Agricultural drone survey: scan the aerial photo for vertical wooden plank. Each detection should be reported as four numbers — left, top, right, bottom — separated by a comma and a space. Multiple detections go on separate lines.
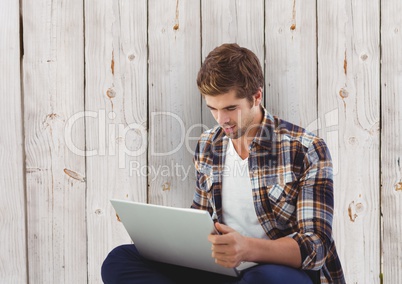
22, 0, 87, 283
317, 0, 380, 282
0, 1, 28, 283
148, 0, 201, 207
265, 0, 317, 128
201, 0, 264, 129
85, 0, 148, 282
381, 0, 402, 282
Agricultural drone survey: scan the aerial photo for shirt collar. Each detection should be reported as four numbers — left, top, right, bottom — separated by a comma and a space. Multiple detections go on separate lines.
251, 105, 275, 150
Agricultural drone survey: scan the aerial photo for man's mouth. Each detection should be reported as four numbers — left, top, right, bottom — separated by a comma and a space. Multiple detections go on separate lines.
223, 125, 236, 134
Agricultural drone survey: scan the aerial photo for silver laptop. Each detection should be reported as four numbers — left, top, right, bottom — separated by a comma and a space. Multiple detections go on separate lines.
110, 199, 257, 277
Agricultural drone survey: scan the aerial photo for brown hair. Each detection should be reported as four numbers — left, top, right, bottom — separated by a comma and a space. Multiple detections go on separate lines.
196, 43, 264, 102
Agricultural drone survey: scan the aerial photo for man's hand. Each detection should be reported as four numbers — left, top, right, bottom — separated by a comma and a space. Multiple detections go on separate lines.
207, 222, 249, 268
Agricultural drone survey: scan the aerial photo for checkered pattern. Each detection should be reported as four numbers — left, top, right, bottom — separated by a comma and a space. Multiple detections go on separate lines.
191, 106, 345, 283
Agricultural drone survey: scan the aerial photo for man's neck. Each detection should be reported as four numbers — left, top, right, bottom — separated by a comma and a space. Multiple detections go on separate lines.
231, 138, 251, 160
231, 106, 264, 159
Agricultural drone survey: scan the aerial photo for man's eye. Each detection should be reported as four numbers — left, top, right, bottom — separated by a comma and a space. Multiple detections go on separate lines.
227, 107, 236, 111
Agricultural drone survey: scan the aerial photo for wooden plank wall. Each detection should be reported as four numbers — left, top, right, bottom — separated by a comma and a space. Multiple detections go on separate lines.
85, 1, 148, 282
1, 0, 401, 283
148, 0, 201, 206
318, 1, 381, 282
381, 0, 402, 283
21, 0, 87, 283
0, 1, 28, 283
265, 0, 317, 130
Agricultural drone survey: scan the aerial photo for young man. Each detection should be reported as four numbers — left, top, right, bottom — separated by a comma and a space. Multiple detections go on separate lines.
101, 43, 345, 283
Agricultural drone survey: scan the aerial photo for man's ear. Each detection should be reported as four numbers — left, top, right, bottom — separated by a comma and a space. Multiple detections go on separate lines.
253, 88, 263, 106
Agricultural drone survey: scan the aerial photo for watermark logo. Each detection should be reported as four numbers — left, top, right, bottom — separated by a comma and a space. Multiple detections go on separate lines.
64, 108, 340, 177
64, 109, 209, 169
129, 160, 192, 182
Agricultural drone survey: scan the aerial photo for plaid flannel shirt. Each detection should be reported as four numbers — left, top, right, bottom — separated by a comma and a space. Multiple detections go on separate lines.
191, 107, 345, 283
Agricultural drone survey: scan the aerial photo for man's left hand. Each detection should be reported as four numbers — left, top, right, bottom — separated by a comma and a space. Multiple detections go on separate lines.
208, 222, 249, 268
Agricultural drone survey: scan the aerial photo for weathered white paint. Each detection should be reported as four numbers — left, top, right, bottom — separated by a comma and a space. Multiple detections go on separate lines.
265, 0, 317, 129
2, 1, 401, 283
85, 0, 148, 282
0, 1, 27, 283
381, 0, 402, 283
201, 0, 265, 129
21, 0, 87, 283
148, 0, 201, 207
317, 0, 381, 282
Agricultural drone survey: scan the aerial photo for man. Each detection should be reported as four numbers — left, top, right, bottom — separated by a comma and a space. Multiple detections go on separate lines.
101, 43, 345, 283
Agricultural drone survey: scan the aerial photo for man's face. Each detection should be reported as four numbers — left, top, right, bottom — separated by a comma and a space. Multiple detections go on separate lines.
204, 89, 262, 140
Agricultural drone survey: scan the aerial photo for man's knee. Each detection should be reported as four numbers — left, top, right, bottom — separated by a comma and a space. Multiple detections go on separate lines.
101, 244, 139, 283
241, 264, 313, 284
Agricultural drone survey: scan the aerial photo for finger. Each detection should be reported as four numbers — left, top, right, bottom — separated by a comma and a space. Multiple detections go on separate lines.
212, 251, 228, 264
208, 234, 225, 244
211, 246, 240, 268
213, 256, 238, 268
211, 249, 226, 259
209, 234, 231, 245
215, 222, 235, 234
211, 243, 231, 254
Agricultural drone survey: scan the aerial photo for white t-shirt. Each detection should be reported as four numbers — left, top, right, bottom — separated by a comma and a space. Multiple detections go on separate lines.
221, 139, 268, 239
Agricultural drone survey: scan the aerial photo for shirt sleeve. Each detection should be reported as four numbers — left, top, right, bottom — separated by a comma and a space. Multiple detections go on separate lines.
292, 137, 335, 271
190, 168, 212, 212
190, 139, 213, 214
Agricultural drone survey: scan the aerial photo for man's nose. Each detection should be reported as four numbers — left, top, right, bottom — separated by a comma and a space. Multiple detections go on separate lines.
216, 110, 230, 125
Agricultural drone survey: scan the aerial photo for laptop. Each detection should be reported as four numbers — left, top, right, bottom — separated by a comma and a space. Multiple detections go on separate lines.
110, 199, 258, 277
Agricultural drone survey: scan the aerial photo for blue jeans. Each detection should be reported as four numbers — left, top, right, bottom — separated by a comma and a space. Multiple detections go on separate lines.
101, 244, 315, 284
